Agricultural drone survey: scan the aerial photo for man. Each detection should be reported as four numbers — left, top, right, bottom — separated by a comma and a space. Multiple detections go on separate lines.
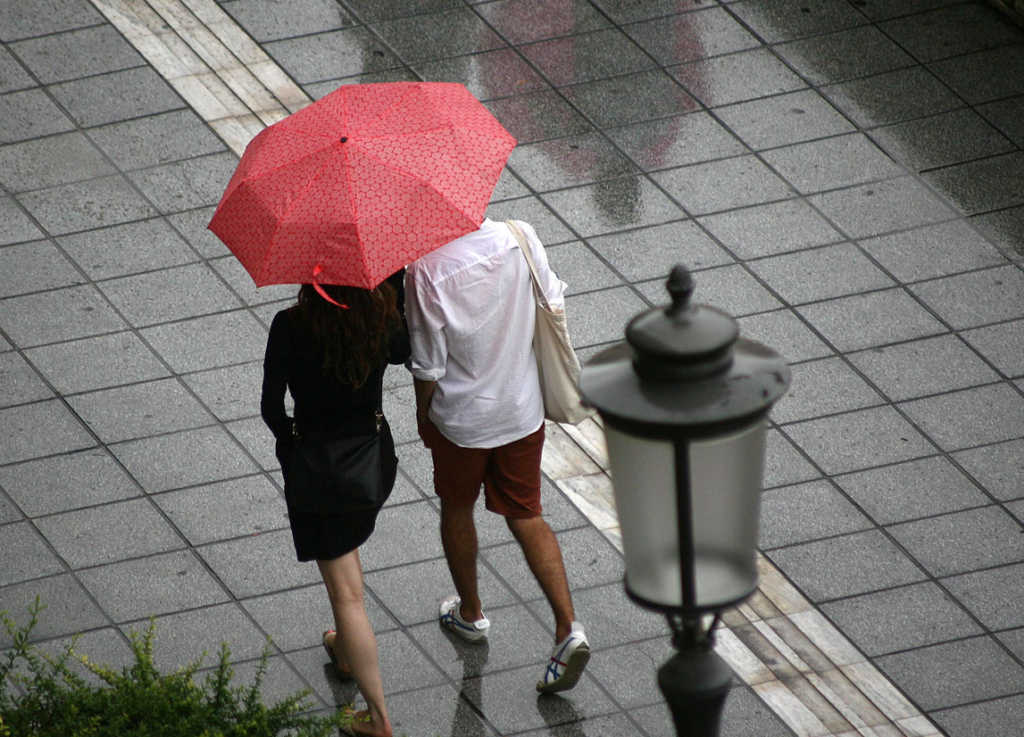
405, 218, 590, 694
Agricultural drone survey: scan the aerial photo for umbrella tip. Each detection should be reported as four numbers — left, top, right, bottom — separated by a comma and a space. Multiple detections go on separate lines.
340, 136, 348, 143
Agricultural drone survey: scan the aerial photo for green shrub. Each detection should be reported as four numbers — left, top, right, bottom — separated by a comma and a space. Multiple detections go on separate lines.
0, 599, 353, 737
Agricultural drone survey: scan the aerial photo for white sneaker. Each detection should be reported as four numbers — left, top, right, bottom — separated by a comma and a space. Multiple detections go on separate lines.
536, 622, 590, 693
439, 595, 490, 643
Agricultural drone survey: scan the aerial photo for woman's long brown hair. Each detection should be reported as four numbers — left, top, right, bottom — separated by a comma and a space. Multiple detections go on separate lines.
289, 281, 402, 389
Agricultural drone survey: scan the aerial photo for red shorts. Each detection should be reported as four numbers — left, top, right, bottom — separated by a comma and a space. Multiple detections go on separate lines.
424, 422, 545, 519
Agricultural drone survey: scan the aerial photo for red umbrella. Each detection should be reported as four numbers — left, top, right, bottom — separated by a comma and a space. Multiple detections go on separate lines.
208, 82, 516, 290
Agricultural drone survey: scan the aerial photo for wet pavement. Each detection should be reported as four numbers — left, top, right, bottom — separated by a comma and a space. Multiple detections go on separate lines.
2, 0, 1024, 735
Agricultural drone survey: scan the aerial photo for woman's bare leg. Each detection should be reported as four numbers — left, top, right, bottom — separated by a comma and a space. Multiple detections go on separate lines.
318, 550, 392, 737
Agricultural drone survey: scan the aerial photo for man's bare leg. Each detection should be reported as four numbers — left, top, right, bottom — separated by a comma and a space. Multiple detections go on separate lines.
507, 515, 575, 642
439, 501, 484, 622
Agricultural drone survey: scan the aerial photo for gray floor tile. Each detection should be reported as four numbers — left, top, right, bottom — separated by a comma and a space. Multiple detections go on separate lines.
606, 111, 747, 172
781, 405, 935, 475
263, 27, 401, 85
928, 44, 1024, 105
944, 562, 1024, 631
48, 67, 186, 128
875, 636, 1024, 711
749, 243, 896, 306
462, 661, 617, 733
476, 0, 610, 45
952, 438, 1024, 503
795, 288, 947, 352
491, 168, 531, 203
25, 331, 170, 395
197, 528, 321, 598
762, 427, 823, 489
653, 155, 793, 217
208, 256, 302, 307
585, 636, 673, 709
963, 318, 1024, 379
999, 627, 1024, 661
90, 109, 227, 170
35, 497, 185, 569
100, 263, 242, 327
415, 47, 550, 101
765, 529, 926, 602
545, 242, 623, 295
640, 262, 782, 317
0, 521, 66, 586
127, 152, 238, 214
508, 133, 639, 193
140, 310, 266, 372
821, 581, 982, 656
625, 7, 760, 65
0, 51, 32, 94
729, 0, 868, 44
900, 383, 1024, 451
822, 66, 964, 129
873, 108, 1016, 172
924, 151, 1024, 216
485, 89, 596, 144
58, 217, 199, 280
181, 362, 262, 422
0, 131, 115, 193
848, 333, 1002, 402
9, 25, 143, 84
971, 204, 1024, 260
521, 28, 655, 87
487, 197, 577, 245
543, 176, 685, 238
153, 476, 288, 545
36, 627, 135, 685
810, 177, 957, 240
0, 0, 104, 42
561, 69, 700, 129
17, 175, 158, 235
0, 399, 95, 465
371, 8, 506, 65
700, 199, 842, 260
121, 601, 268, 670
166, 206, 231, 259
932, 694, 1024, 737
0, 448, 138, 517
112, 425, 261, 493
589, 0, 704, 24
588, 220, 732, 282
0, 573, 108, 646
0, 490, 21, 524
221, 0, 357, 42
0, 284, 128, 347
890, 505, 1024, 578
775, 24, 916, 85
0, 196, 44, 244
834, 455, 989, 525
672, 52, 802, 115
881, 3, 1022, 63
772, 356, 886, 424
857, 220, 1009, 283
716, 89, 856, 151
555, 582, 668, 648
0, 88, 76, 144
226, 416, 279, 473
518, 711, 645, 736
978, 94, 1024, 148
760, 478, 873, 548
383, 683, 498, 737
67, 378, 212, 444
0, 351, 52, 407
359, 500, 446, 572
219, 653, 312, 704
762, 132, 903, 195
372, 628, 450, 695
564, 286, 651, 346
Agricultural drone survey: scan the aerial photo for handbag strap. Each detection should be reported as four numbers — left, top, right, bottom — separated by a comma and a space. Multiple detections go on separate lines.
506, 220, 552, 311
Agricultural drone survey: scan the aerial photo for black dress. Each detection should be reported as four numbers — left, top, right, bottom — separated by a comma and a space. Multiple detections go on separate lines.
261, 292, 411, 562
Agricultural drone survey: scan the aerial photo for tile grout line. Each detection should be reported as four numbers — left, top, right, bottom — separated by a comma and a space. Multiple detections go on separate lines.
87, 2, 943, 735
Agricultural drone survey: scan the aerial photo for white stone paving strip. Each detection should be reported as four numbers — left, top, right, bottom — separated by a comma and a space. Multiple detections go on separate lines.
90, 2, 943, 734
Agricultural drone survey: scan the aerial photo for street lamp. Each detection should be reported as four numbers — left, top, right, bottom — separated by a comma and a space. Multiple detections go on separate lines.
579, 265, 790, 736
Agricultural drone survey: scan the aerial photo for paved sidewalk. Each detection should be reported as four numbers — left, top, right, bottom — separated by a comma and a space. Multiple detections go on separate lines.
2, 1, 1024, 736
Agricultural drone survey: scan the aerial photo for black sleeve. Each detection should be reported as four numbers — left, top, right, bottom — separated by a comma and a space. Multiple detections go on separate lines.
260, 311, 294, 442
386, 267, 412, 365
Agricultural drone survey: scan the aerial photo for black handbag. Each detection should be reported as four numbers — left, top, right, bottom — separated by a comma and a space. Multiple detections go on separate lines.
285, 410, 396, 514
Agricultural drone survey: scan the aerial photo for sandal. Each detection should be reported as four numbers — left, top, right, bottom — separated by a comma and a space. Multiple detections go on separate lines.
321, 630, 353, 679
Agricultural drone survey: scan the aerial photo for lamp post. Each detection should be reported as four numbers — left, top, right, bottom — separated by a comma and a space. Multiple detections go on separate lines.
579, 265, 790, 736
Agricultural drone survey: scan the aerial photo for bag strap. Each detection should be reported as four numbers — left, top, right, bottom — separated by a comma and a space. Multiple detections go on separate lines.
506, 220, 552, 311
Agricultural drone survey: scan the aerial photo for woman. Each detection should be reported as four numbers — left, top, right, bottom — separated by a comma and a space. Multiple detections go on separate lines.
261, 271, 408, 737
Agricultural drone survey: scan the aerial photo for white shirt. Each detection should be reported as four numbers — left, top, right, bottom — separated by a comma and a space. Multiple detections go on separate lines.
405, 219, 566, 448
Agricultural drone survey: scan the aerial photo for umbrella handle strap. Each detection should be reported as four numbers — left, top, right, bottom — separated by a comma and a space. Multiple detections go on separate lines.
312, 265, 349, 309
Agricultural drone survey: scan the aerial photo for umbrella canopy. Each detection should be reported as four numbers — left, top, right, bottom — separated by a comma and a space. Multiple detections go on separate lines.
208, 82, 517, 290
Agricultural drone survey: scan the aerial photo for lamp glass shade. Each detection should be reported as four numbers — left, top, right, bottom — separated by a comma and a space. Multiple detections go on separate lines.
606, 420, 767, 611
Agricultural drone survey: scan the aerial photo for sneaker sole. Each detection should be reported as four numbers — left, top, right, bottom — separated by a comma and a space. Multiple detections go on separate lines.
536, 644, 590, 694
